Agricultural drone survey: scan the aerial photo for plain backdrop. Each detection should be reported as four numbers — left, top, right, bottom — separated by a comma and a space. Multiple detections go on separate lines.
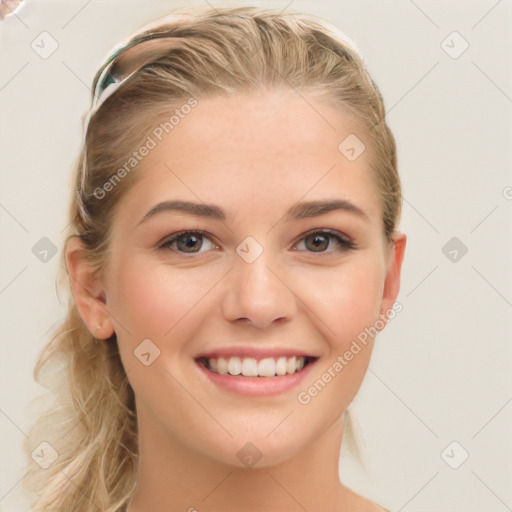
1, 1, 511, 511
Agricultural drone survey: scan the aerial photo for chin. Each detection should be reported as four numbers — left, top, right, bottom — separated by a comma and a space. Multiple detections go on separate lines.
198, 431, 311, 469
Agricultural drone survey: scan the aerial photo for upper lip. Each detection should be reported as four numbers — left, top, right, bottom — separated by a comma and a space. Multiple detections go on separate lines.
195, 346, 320, 361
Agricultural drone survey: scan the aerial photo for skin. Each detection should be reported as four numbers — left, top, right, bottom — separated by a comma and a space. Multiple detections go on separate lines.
67, 89, 406, 512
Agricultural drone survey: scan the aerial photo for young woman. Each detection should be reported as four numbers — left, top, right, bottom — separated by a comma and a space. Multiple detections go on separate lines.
25, 6, 406, 512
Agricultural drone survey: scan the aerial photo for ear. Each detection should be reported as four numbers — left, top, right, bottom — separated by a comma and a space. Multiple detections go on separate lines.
377, 231, 407, 327
65, 236, 115, 340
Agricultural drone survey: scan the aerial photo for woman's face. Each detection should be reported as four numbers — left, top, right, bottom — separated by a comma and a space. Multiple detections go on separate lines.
99, 89, 405, 467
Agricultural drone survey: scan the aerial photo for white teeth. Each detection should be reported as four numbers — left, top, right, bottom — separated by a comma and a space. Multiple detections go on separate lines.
216, 357, 228, 375
275, 356, 288, 376
286, 356, 297, 374
204, 356, 307, 377
258, 358, 276, 377
227, 357, 242, 376
215, 357, 228, 375
242, 358, 259, 377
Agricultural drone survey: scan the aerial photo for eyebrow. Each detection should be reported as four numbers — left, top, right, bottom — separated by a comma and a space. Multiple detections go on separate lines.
137, 198, 370, 226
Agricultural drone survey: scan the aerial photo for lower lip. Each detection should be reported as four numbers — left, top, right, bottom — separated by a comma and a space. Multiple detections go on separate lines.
195, 359, 317, 397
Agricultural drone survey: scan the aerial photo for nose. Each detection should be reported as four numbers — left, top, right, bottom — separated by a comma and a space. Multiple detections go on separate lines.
221, 246, 296, 329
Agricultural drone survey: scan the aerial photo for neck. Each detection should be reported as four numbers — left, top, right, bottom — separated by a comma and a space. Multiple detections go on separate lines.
127, 405, 350, 512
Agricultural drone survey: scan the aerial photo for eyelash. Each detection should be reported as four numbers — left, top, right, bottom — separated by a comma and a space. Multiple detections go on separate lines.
157, 229, 357, 256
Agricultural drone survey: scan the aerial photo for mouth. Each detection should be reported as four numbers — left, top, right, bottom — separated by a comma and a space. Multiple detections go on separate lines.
195, 355, 318, 378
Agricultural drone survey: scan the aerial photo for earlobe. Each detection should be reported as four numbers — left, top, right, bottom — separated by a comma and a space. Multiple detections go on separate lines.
65, 236, 115, 340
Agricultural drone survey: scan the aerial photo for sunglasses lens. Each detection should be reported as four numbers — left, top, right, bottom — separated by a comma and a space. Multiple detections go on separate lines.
92, 36, 185, 110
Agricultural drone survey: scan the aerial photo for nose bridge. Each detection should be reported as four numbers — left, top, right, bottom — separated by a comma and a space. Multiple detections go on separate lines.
223, 234, 295, 327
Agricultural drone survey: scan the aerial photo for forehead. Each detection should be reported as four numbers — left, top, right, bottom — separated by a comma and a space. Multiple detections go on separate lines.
116, 90, 380, 223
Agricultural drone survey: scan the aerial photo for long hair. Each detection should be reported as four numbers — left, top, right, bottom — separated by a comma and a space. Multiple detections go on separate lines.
23, 6, 402, 511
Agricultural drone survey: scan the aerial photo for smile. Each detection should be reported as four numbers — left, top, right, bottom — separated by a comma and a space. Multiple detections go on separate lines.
197, 355, 315, 378
195, 355, 318, 397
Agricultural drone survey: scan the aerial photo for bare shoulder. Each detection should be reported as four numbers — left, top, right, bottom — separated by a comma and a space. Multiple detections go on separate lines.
338, 484, 391, 512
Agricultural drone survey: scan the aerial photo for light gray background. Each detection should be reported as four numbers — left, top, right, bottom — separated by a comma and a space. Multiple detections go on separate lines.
1, 0, 511, 510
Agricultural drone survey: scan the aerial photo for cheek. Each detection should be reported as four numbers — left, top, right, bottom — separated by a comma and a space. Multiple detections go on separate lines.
300, 258, 383, 348
317, 260, 384, 403
108, 254, 211, 339
295, 264, 382, 421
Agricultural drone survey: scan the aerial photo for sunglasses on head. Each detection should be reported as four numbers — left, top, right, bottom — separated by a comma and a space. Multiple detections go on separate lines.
83, 33, 186, 142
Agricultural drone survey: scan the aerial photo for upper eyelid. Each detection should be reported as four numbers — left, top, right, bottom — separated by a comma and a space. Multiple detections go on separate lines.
158, 228, 354, 250
158, 229, 219, 247
298, 227, 352, 240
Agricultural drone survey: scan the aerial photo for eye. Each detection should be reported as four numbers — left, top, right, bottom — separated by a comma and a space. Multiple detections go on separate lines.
158, 230, 218, 254
292, 229, 357, 255
157, 229, 356, 256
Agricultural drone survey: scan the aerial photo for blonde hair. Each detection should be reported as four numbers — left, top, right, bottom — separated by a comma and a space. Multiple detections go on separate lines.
24, 6, 402, 511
